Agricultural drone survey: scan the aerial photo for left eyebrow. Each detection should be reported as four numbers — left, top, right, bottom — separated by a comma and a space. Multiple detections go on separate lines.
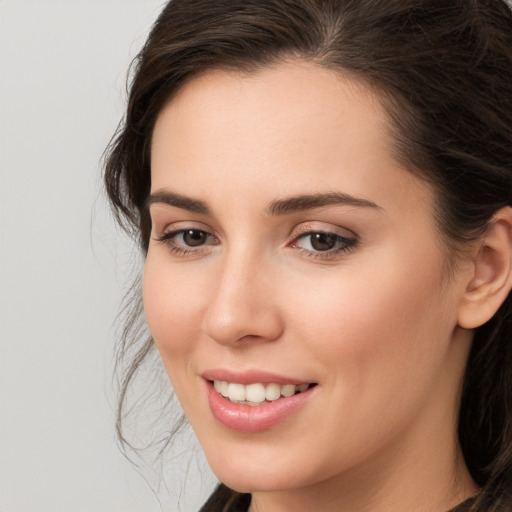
266, 192, 381, 216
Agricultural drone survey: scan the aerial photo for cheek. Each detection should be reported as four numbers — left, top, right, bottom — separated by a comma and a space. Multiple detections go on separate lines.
268, 256, 455, 473
286, 247, 455, 403
143, 253, 208, 362
142, 254, 216, 425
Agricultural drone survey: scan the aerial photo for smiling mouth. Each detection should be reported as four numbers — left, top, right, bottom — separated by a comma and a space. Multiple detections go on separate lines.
212, 380, 317, 406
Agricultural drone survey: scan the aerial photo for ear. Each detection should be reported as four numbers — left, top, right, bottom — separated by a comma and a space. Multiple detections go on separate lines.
458, 207, 512, 329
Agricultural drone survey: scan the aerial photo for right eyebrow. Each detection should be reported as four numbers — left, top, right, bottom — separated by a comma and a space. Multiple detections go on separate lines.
146, 189, 211, 215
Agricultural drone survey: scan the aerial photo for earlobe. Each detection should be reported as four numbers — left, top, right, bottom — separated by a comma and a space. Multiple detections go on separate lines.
458, 207, 512, 330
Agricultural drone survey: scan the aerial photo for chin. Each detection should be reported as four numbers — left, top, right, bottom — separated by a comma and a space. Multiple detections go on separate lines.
202, 441, 324, 494
213, 467, 304, 495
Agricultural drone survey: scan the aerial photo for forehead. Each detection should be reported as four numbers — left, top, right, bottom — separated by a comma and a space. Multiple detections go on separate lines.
152, 62, 384, 160
150, 61, 432, 216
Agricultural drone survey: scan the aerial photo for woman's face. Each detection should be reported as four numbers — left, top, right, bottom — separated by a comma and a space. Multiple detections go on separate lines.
145, 62, 473, 499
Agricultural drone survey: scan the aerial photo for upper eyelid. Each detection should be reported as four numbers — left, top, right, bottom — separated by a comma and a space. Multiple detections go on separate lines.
289, 222, 357, 239
155, 229, 219, 254
158, 227, 213, 237
153, 220, 215, 235
153, 220, 357, 245
290, 229, 357, 248
157, 227, 218, 243
148, 203, 210, 222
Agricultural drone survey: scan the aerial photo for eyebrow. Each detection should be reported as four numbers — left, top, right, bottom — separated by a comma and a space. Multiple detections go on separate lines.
266, 192, 380, 215
146, 190, 211, 215
146, 189, 380, 216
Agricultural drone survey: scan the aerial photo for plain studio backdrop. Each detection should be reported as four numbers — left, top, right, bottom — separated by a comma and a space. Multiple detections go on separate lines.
0, 1, 216, 511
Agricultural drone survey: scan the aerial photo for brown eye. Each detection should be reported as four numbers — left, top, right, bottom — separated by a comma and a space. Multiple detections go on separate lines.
291, 230, 357, 258
156, 228, 217, 253
182, 229, 208, 246
309, 233, 338, 251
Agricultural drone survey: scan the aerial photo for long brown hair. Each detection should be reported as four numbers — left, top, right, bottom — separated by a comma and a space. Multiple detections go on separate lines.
105, 1, 512, 510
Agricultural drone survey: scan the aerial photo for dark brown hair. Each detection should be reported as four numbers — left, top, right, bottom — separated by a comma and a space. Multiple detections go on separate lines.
105, 1, 512, 510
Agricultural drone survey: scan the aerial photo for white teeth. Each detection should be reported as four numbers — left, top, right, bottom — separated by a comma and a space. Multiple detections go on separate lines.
213, 380, 311, 404
265, 383, 281, 401
215, 380, 229, 397
280, 384, 296, 397
245, 383, 266, 403
227, 382, 245, 401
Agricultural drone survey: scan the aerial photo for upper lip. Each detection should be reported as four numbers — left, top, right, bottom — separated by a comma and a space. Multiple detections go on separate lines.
202, 368, 314, 386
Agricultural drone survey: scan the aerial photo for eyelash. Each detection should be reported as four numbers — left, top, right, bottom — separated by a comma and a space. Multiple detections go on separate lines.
155, 229, 218, 256
155, 228, 358, 260
289, 230, 358, 260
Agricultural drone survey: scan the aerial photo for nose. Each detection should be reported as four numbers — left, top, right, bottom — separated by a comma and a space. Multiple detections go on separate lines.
202, 251, 284, 346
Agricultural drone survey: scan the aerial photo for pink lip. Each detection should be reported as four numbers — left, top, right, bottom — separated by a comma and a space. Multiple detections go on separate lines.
202, 368, 312, 386
204, 378, 317, 433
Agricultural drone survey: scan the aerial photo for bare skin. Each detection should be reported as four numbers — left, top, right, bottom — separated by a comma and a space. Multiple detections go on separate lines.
145, 61, 512, 511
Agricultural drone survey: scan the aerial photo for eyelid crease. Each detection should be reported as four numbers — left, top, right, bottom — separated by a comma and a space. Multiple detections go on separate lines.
288, 219, 358, 241
155, 227, 217, 243
153, 217, 216, 235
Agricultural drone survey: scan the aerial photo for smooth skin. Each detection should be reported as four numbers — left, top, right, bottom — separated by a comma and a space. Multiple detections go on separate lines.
144, 61, 512, 511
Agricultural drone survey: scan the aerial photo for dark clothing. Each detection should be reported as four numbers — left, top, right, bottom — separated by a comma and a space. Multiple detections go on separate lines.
200, 483, 477, 511
199, 484, 251, 512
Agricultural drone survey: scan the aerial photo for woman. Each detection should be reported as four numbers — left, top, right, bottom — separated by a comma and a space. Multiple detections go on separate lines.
104, 1, 512, 510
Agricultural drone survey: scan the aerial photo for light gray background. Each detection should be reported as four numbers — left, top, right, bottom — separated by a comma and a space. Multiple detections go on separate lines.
0, 1, 215, 510
4, 1, 512, 512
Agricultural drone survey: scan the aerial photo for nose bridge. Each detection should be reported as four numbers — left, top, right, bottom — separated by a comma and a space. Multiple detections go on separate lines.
203, 243, 283, 345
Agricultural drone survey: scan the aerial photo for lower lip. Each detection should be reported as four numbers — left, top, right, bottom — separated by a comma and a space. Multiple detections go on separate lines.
206, 381, 315, 433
